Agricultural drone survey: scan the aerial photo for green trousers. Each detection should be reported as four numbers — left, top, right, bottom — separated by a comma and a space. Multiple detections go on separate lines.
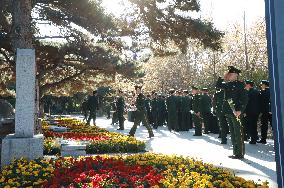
129, 111, 154, 137
226, 114, 245, 157
193, 114, 202, 135
167, 110, 177, 131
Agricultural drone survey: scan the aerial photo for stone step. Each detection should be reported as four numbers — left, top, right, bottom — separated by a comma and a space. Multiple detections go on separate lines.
61, 150, 86, 157
61, 144, 86, 151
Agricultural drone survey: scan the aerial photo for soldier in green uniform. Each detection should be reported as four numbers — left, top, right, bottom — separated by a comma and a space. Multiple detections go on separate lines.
213, 88, 229, 144
116, 90, 125, 130
191, 86, 202, 136
157, 94, 165, 127
200, 88, 212, 134
129, 86, 154, 138
166, 89, 177, 132
151, 92, 158, 129
181, 90, 191, 131
145, 94, 152, 125
176, 90, 183, 131
216, 66, 248, 159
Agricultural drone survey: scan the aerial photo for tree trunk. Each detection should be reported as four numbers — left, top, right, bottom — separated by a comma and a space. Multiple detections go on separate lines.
11, 0, 33, 49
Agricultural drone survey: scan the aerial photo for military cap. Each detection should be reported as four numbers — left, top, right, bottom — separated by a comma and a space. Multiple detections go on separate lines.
191, 86, 198, 90
169, 88, 175, 94
202, 88, 209, 91
245, 80, 254, 86
228, 66, 241, 74
260, 80, 269, 86
134, 85, 142, 90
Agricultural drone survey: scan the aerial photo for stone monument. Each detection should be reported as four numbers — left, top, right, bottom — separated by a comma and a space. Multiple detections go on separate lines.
1, 49, 43, 167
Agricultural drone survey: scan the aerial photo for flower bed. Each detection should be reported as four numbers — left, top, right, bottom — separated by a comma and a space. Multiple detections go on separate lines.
43, 118, 146, 155
0, 154, 269, 188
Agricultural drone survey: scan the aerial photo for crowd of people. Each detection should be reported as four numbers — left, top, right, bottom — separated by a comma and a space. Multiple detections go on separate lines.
83, 66, 272, 160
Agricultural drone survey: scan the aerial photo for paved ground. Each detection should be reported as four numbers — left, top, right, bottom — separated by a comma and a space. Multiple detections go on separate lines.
84, 116, 277, 188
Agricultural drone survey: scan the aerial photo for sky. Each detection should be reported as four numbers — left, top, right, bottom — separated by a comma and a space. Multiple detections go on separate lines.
102, 0, 266, 30
38, 0, 265, 40
199, 0, 265, 29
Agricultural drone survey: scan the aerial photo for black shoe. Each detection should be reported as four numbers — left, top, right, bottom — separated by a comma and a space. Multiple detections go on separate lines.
249, 141, 256, 144
257, 140, 267, 144
117, 128, 124, 130
221, 141, 227, 144
148, 134, 154, 138
193, 134, 202, 136
128, 134, 134, 137
234, 155, 244, 159
228, 155, 244, 159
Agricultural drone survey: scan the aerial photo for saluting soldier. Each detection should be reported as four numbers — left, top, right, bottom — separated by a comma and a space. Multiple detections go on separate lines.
216, 66, 248, 159
258, 80, 272, 144
128, 86, 154, 138
191, 86, 202, 136
166, 89, 177, 132
116, 90, 125, 130
243, 80, 260, 144
200, 88, 212, 134
213, 88, 229, 144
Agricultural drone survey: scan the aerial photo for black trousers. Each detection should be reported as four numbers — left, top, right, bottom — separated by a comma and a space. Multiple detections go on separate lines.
244, 114, 259, 142
260, 113, 272, 140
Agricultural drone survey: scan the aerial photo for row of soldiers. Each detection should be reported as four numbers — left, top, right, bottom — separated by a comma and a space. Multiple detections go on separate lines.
84, 66, 272, 159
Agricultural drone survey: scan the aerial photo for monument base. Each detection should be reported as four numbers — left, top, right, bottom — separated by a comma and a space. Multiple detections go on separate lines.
1, 134, 43, 168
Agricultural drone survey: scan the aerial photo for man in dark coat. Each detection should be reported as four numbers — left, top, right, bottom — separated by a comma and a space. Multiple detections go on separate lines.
86, 90, 99, 126
116, 90, 125, 130
258, 80, 272, 144
81, 99, 88, 122
243, 80, 260, 144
